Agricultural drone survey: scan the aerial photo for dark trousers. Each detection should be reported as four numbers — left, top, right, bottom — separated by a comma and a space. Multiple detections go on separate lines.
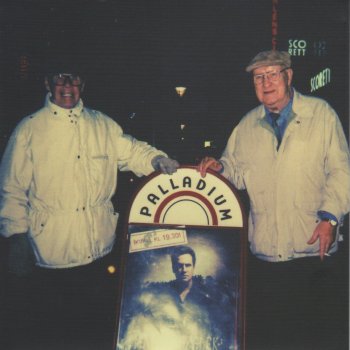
1, 253, 119, 350
245, 248, 349, 350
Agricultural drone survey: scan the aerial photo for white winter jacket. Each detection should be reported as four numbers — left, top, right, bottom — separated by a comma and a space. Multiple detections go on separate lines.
221, 90, 350, 261
0, 94, 166, 268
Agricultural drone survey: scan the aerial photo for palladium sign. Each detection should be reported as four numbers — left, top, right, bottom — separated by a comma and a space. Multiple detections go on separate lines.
128, 167, 243, 227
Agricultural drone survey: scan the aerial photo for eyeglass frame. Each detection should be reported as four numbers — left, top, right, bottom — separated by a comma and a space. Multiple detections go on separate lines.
51, 73, 84, 86
253, 67, 290, 85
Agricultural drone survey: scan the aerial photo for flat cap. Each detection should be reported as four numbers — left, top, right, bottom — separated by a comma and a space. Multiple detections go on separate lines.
246, 50, 291, 72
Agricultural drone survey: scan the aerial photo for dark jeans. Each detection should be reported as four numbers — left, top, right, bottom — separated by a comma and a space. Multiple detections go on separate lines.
245, 248, 349, 350
1, 252, 119, 350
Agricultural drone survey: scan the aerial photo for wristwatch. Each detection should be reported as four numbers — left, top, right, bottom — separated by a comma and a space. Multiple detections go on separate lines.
322, 218, 338, 227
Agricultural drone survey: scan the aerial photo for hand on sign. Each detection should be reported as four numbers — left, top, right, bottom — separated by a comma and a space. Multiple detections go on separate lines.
197, 157, 223, 178
152, 155, 179, 175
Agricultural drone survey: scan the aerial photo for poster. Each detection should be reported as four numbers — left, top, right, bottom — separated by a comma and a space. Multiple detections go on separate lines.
116, 225, 245, 350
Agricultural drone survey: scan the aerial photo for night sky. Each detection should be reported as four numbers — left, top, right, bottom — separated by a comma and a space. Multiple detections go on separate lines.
0, 0, 348, 243
0, 1, 348, 155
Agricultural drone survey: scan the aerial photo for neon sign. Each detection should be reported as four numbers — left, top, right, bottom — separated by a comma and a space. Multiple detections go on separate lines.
313, 40, 327, 57
272, 0, 279, 50
288, 39, 307, 56
310, 68, 331, 92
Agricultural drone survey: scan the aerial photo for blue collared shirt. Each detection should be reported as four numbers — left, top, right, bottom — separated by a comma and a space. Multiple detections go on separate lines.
265, 91, 294, 140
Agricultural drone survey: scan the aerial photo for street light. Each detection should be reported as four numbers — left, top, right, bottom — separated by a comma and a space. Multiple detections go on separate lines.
175, 86, 187, 97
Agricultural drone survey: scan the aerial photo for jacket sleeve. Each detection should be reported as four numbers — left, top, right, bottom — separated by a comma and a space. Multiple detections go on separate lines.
0, 122, 33, 237
318, 105, 350, 220
113, 124, 167, 177
220, 125, 246, 190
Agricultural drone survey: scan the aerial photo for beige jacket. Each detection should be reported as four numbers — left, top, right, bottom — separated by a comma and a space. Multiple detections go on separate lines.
221, 90, 350, 261
0, 94, 165, 268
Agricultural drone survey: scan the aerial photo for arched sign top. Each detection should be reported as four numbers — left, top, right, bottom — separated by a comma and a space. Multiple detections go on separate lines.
128, 166, 244, 227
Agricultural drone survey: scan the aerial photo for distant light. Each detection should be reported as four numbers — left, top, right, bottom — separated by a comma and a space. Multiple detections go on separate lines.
107, 265, 116, 274
204, 141, 212, 148
180, 124, 186, 130
181, 137, 185, 141
175, 86, 187, 97
130, 178, 134, 182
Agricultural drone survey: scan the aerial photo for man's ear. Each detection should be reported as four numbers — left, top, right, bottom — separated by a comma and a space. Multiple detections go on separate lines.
44, 77, 51, 92
80, 81, 85, 93
286, 68, 293, 86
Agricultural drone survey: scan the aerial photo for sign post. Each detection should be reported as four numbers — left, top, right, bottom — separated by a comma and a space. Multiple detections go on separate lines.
114, 166, 247, 350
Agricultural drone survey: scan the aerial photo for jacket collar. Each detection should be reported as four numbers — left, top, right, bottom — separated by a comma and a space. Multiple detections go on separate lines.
257, 88, 313, 120
291, 89, 314, 118
45, 93, 84, 118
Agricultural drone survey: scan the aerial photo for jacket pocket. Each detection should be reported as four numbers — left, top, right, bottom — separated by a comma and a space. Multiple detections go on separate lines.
88, 155, 116, 192
94, 203, 119, 247
107, 207, 119, 235
292, 208, 319, 253
29, 210, 49, 238
249, 212, 273, 256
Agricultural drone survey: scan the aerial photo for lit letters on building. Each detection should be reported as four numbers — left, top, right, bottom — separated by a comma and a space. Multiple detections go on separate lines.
310, 68, 331, 92
313, 40, 327, 57
288, 39, 307, 56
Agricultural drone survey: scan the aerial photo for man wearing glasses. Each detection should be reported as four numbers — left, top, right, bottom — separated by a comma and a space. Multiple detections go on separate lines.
0, 56, 178, 349
198, 50, 350, 349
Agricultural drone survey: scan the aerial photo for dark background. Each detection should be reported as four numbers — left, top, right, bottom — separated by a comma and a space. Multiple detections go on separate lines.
0, 0, 348, 343
0, 0, 348, 155
0, 0, 348, 215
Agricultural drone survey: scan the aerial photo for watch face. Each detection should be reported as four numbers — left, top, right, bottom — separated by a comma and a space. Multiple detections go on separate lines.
329, 219, 337, 227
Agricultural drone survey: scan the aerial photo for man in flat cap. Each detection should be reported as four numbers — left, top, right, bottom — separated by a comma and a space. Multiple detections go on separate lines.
0, 54, 179, 349
198, 50, 350, 349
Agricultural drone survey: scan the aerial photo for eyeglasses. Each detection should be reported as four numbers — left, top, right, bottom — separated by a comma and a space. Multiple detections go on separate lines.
52, 73, 83, 86
253, 67, 289, 85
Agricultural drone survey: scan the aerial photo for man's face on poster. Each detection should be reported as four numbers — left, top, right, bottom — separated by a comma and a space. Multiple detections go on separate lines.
173, 253, 195, 283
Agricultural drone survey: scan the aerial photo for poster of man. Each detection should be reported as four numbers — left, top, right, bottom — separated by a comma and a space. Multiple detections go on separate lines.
116, 226, 244, 350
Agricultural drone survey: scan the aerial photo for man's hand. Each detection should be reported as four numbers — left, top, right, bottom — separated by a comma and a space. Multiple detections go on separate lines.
307, 221, 335, 260
152, 156, 179, 175
197, 157, 223, 178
